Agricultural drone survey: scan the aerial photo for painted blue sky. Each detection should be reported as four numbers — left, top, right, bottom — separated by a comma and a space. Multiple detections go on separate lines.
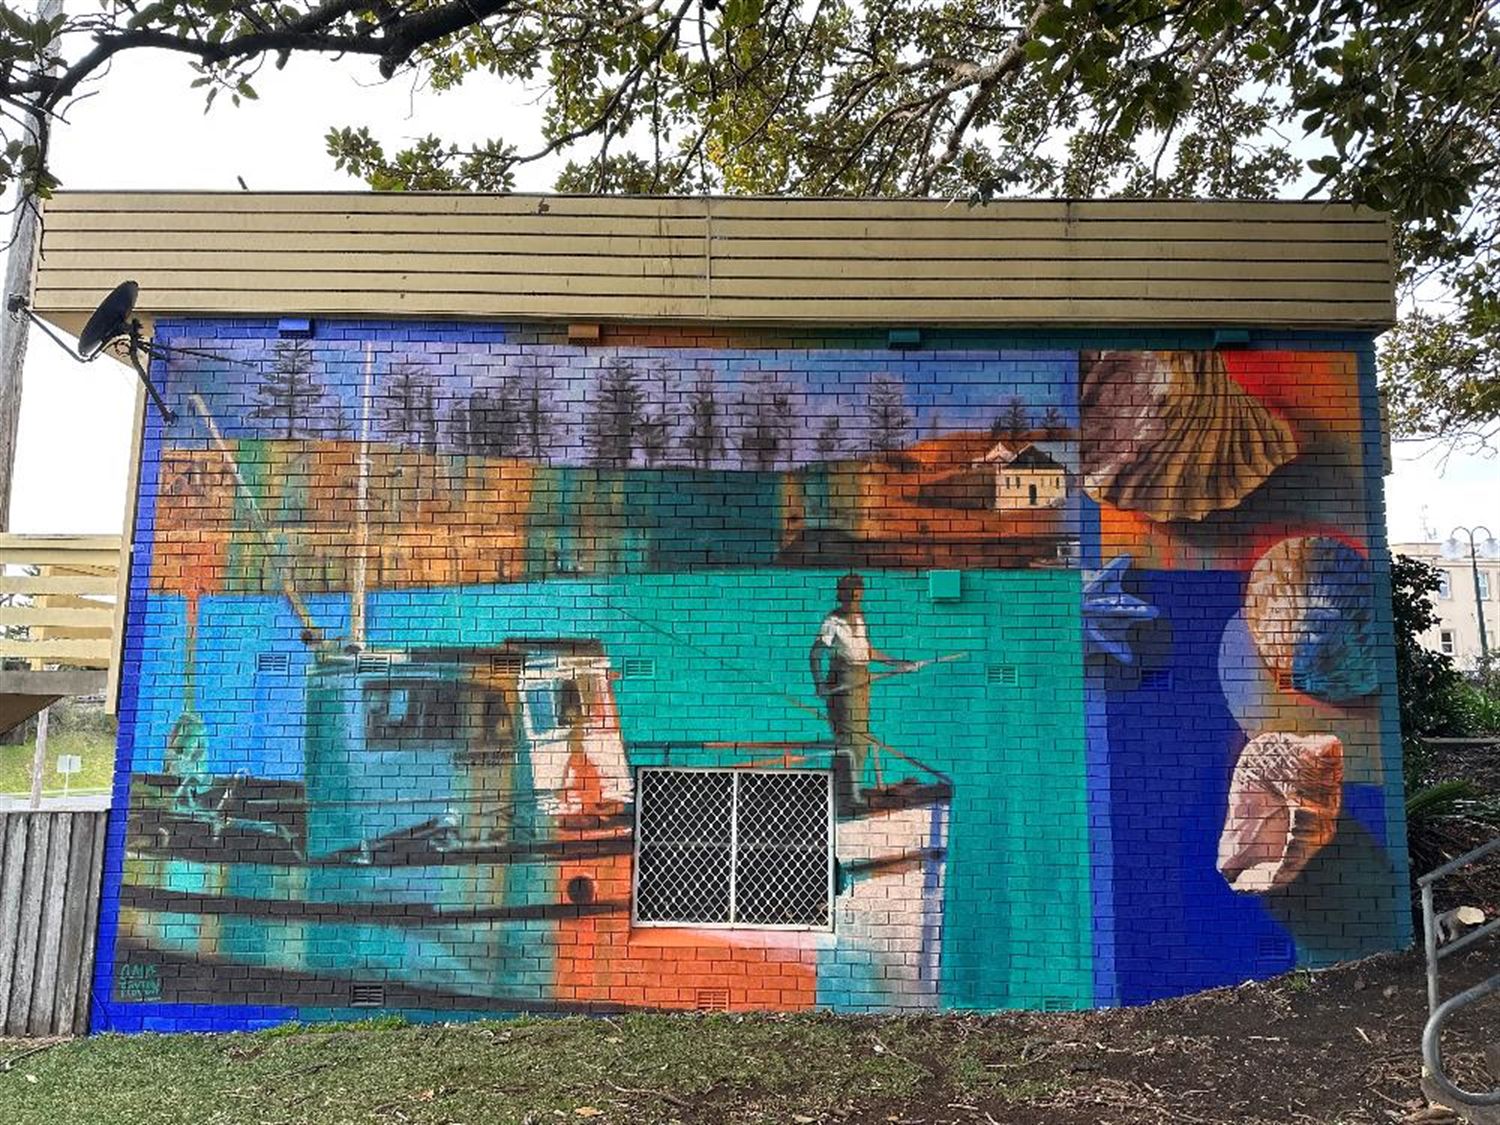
161, 335, 1079, 469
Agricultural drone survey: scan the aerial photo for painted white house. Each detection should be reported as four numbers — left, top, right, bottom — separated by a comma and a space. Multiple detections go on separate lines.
984, 441, 1068, 510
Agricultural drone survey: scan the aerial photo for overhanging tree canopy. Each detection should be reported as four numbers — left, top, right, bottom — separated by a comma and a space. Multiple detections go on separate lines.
1, 1, 1496, 443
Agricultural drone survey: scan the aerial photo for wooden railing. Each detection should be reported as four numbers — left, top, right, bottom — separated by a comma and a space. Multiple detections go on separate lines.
0, 535, 123, 671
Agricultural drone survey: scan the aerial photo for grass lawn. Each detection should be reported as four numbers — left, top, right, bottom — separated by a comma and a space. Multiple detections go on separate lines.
0, 1014, 1030, 1125
0, 729, 116, 797
0, 950, 1495, 1124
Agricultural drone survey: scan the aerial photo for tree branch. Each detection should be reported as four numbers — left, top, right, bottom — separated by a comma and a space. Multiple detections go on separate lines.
20, 0, 518, 113
915, 0, 1057, 194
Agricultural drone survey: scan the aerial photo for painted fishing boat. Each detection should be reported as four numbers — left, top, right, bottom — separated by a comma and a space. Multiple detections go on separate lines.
118, 637, 951, 1014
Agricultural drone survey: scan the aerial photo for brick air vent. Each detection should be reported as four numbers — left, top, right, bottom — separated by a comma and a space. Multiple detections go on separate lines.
1041, 997, 1071, 1013
621, 657, 657, 680
489, 654, 523, 676
256, 652, 291, 674
1257, 936, 1292, 962
356, 653, 393, 675
350, 983, 386, 1008
695, 988, 730, 1012
1139, 669, 1174, 691
986, 664, 1020, 688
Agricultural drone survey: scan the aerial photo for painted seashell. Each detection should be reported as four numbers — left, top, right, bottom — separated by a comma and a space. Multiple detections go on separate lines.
1079, 351, 1298, 521
1218, 732, 1343, 894
1245, 536, 1377, 701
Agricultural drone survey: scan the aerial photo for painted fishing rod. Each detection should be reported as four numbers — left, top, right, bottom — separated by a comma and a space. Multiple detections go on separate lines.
605, 598, 955, 787
822, 652, 969, 695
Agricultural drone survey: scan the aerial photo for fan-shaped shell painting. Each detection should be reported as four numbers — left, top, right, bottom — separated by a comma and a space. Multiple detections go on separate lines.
1079, 351, 1298, 522
1245, 537, 1377, 702
1218, 732, 1344, 894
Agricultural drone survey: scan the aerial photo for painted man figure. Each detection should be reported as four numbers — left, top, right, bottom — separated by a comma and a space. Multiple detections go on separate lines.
810, 573, 913, 812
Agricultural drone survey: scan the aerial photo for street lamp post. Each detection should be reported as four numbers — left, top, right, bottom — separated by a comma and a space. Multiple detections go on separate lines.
1442, 525, 1499, 665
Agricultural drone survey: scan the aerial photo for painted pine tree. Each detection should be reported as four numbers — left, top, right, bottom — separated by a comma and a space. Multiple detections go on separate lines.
249, 340, 322, 439
517, 376, 556, 461
991, 397, 1030, 439
631, 365, 673, 467
380, 365, 441, 452
682, 371, 723, 469
814, 416, 843, 460
452, 385, 524, 457
737, 374, 795, 470
586, 361, 643, 468
866, 374, 911, 456
637, 407, 671, 467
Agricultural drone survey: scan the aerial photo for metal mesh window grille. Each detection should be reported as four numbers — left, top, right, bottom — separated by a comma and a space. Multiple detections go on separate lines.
634, 768, 833, 929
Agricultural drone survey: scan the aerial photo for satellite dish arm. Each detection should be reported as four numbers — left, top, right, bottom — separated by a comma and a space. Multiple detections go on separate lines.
6, 294, 175, 423
7, 294, 80, 360
127, 321, 176, 423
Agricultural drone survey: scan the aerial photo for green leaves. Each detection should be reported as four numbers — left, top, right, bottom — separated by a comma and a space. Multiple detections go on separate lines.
721, 0, 765, 30
0, 0, 1487, 449
1380, 310, 1500, 451
326, 126, 517, 193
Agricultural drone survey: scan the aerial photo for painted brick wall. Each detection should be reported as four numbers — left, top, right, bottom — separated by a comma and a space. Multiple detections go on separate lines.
92, 319, 1411, 1031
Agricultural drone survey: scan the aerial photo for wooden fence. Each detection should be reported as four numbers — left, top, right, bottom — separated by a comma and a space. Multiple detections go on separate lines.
0, 809, 109, 1036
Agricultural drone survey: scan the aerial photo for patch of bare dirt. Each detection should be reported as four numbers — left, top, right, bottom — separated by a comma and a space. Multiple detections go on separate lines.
861, 947, 1497, 1125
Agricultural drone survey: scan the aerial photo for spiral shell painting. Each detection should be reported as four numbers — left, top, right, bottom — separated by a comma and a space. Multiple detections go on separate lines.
1218, 732, 1344, 894
1245, 536, 1377, 702
1079, 351, 1298, 521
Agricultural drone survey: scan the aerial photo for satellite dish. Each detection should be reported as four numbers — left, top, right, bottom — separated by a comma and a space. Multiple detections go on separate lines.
10, 279, 254, 425
77, 279, 139, 360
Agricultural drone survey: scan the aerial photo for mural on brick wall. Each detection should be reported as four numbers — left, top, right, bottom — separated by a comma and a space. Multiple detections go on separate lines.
93, 325, 1409, 1030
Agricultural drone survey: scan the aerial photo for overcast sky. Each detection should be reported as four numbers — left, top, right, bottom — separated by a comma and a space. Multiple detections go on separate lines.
3, 39, 1493, 544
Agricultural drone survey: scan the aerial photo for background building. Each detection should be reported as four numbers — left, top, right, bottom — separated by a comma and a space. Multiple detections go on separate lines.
1390, 540, 1498, 669
30, 193, 1410, 1030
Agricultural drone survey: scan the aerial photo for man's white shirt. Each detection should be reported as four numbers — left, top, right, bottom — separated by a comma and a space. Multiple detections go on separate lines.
817, 612, 872, 665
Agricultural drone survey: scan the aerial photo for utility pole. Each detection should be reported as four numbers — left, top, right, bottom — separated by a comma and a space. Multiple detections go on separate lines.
0, 0, 63, 531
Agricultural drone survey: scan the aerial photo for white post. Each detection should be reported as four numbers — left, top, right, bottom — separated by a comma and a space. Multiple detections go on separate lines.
27, 703, 49, 808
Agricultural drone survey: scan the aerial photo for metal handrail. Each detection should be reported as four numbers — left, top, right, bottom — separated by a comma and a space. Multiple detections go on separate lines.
1423, 975, 1500, 1108
1420, 832, 1500, 1109
1420, 836, 1500, 888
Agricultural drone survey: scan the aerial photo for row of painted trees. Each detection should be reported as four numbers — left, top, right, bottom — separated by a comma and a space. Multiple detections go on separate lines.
246, 342, 1065, 468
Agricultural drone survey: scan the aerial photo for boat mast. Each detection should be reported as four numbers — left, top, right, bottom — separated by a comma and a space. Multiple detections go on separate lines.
187, 393, 323, 643
348, 343, 373, 653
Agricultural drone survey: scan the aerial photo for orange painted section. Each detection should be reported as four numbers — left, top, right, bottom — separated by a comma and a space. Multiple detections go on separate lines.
550, 748, 819, 1012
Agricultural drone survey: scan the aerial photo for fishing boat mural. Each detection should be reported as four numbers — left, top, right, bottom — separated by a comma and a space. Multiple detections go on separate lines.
95, 324, 1407, 1029
114, 357, 959, 1016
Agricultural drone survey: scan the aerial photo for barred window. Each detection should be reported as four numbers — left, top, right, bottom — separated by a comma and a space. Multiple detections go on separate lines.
633, 768, 833, 929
